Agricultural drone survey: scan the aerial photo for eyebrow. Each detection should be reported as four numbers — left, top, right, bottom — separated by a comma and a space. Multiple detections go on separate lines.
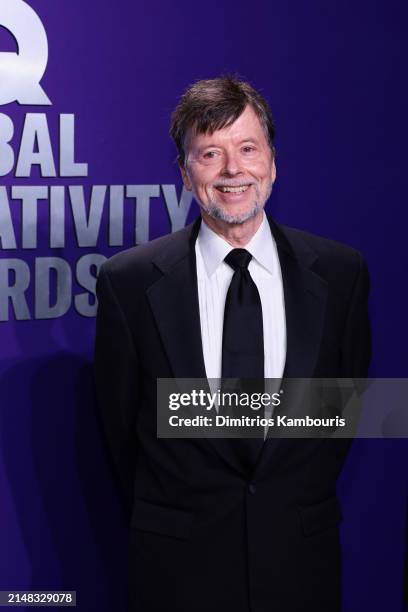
197, 138, 259, 152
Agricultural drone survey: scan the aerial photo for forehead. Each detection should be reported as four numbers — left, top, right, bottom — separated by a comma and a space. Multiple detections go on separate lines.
188, 105, 267, 149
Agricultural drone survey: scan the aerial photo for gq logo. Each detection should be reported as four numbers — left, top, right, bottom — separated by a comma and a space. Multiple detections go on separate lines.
0, 0, 51, 105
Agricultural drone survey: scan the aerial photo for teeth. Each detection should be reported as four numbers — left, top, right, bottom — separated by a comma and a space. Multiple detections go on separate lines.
218, 185, 250, 193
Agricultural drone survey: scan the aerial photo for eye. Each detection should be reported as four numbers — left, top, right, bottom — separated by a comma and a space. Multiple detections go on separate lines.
203, 150, 218, 159
242, 146, 255, 153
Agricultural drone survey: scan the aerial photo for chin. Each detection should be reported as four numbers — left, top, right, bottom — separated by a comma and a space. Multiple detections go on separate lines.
202, 202, 263, 225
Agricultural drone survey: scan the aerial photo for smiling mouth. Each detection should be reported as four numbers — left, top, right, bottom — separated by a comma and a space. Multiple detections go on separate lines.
215, 185, 251, 193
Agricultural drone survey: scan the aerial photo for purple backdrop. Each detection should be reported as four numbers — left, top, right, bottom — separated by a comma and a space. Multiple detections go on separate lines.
0, 1, 407, 610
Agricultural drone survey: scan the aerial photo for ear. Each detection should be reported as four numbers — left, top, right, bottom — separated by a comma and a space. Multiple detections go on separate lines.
179, 161, 192, 191
271, 156, 277, 184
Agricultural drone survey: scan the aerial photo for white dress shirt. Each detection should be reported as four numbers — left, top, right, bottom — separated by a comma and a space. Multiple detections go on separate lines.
195, 212, 287, 392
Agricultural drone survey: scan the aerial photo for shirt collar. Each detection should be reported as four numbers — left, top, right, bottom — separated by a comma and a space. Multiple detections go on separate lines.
197, 212, 276, 277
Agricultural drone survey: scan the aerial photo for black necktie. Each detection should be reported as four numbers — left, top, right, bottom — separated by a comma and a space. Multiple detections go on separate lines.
221, 248, 264, 469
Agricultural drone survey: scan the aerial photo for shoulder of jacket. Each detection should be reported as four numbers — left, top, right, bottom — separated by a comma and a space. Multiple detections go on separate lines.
100, 224, 191, 278
280, 223, 363, 267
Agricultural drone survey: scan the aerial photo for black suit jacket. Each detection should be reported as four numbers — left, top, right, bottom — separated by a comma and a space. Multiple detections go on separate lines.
94, 214, 371, 612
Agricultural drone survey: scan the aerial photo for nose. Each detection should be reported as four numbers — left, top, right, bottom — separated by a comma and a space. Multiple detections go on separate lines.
221, 149, 243, 177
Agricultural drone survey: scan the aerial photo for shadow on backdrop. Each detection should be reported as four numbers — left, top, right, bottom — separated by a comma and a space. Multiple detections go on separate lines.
0, 325, 129, 611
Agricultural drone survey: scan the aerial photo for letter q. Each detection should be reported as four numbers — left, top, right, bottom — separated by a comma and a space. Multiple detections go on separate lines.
0, 0, 51, 105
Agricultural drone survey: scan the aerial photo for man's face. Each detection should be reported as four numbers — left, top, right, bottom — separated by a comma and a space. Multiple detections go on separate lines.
180, 105, 276, 225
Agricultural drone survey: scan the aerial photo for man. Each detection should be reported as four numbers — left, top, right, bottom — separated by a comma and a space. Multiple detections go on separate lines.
94, 77, 371, 612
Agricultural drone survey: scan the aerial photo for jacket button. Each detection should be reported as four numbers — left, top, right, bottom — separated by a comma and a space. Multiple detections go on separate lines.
248, 483, 256, 494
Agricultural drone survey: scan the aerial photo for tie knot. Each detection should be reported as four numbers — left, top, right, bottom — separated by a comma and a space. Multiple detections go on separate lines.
224, 248, 252, 271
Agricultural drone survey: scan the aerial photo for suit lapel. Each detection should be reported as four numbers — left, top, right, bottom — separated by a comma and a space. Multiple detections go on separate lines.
267, 216, 328, 378
146, 218, 206, 379
255, 217, 328, 477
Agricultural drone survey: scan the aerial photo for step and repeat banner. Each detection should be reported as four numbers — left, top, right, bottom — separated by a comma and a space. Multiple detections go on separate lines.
0, 0, 407, 610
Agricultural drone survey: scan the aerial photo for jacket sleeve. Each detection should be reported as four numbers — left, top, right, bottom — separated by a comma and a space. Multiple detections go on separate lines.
94, 263, 139, 517
340, 252, 372, 378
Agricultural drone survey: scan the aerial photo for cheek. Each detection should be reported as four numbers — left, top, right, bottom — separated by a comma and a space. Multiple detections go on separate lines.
244, 157, 270, 177
197, 175, 218, 193
256, 161, 275, 183
190, 168, 213, 189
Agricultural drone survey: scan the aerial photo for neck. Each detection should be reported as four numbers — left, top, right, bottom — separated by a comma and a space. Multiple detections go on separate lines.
201, 210, 264, 247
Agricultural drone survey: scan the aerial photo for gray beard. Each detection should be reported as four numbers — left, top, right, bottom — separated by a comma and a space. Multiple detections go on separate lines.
199, 201, 263, 225
197, 183, 272, 225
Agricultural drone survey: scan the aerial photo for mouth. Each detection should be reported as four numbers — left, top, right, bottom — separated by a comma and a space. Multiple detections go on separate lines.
215, 184, 251, 194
